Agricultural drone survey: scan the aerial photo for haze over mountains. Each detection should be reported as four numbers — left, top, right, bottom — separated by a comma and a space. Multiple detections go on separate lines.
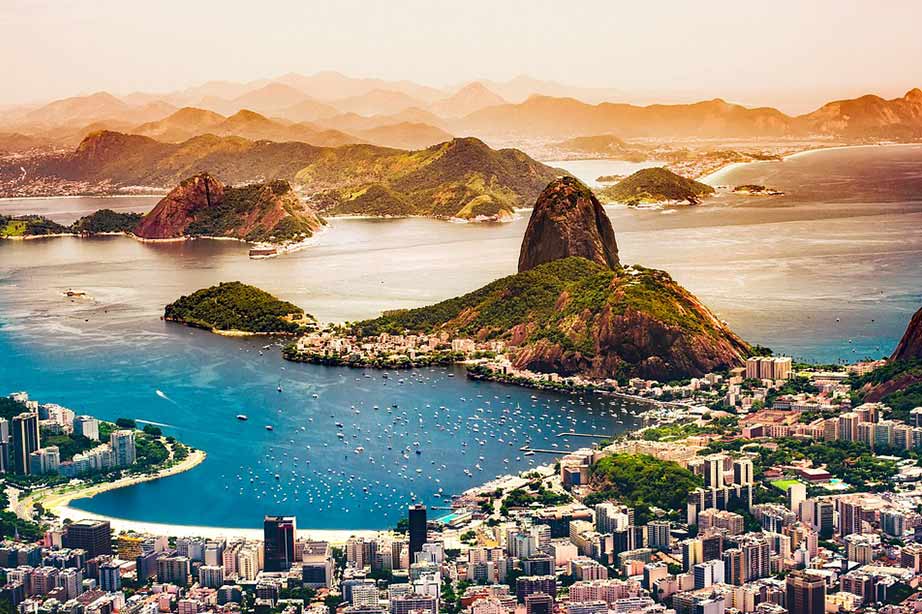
4, 71, 922, 156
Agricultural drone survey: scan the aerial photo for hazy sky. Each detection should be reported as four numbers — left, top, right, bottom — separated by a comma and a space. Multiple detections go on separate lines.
3, 0, 921, 112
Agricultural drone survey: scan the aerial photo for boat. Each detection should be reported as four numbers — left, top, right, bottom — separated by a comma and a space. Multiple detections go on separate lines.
265, 425, 274, 431
236, 414, 249, 421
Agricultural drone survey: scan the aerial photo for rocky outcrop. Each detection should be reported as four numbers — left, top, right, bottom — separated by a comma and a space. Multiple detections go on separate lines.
892, 307, 922, 362
356, 257, 748, 381
133, 173, 323, 243
518, 177, 619, 272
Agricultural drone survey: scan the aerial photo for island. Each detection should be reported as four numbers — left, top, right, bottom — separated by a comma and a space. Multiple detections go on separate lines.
598, 167, 716, 206
0, 209, 142, 239
164, 281, 316, 336
134, 174, 325, 250
732, 184, 785, 196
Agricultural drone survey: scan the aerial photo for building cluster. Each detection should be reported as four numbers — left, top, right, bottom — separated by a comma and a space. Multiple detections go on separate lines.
1, 393, 136, 476
292, 331, 504, 365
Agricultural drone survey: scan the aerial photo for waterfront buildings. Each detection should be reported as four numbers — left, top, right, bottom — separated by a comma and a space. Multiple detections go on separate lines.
263, 516, 296, 572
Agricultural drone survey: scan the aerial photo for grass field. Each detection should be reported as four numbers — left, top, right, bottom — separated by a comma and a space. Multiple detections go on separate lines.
770, 478, 801, 491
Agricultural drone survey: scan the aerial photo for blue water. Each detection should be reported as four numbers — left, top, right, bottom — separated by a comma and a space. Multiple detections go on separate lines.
0, 323, 639, 529
2, 144, 922, 529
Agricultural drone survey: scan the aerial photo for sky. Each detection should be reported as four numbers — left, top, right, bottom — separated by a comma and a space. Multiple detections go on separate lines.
3, 0, 922, 113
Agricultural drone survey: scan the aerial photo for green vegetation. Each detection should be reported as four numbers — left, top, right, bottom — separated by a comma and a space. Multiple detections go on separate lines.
585, 453, 702, 521
0, 215, 67, 237
642, 416, 738, 441
704, 438, 898, 490
501, 483, 570, 515
306, 138, 558, 220
598, 167, 715, 205
183, 180, 322, 242
851, 359, 922, 422
1, 210, 143, 238
70, 209, 143, 234
348, 257, 746, 379
0, 490, 43, 541
165, 281, 315, 334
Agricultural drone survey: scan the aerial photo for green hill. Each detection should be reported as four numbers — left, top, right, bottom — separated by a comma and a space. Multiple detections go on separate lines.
70, 209, 143, 234
598, 167, 715, 205
352, 256, 748, 381
21, 132, 558, 221
164, 281, 315, 334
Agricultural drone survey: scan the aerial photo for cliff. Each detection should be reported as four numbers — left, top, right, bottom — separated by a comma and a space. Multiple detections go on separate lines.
133, 173, 324, 243
892, 307, 922, 362
518, 177, 619, 272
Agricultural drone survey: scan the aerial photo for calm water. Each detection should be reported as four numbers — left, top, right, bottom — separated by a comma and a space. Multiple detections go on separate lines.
1, 144, 922, 529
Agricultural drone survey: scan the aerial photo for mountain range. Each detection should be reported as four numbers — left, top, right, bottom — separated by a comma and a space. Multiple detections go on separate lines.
5, 72, 922, 148
8, 131, 558, 220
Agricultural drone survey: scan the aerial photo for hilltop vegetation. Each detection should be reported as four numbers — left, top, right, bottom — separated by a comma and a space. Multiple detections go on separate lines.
70, 209, 143, 233
305, 137, 559, 220
0, 215, 67, 237
599, 167, 715, 205
164, 281, 315, 334
134, 174, 325, 243
585, 453, 702, 520
353, 257, 748, 380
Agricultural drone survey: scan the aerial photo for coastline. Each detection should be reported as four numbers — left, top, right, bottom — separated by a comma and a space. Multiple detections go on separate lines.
16, 448, 207, 525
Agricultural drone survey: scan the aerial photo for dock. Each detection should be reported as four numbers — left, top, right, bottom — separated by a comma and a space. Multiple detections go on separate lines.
556, 431, 614, 439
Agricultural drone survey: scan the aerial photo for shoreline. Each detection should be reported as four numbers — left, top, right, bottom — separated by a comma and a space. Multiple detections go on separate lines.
17, 448, 207, 524
698, 142, 917, 185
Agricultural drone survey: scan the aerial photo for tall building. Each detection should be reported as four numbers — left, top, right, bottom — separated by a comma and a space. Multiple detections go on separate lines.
264, 515, 297, 572
733, 459, 754, 486
786, 571, 826, 614
525, 593, 554, 614
408, 504, 427, 560
63, 520, 111, 557
11, 411, 40, 475
646, 521, 671, 550
157, 556, 191, 586
73, 416, 100, 441
109, 430, 136, 466
99, 562, 121, 592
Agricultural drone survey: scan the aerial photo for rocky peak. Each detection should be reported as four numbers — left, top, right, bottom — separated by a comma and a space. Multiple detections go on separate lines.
518, 176, 620, 272
892, 306, 922, 362
905, 88, 922, 103
133, 173, 225, 239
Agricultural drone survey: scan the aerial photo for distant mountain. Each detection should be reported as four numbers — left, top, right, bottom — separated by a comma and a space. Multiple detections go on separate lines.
226, 83, 311, 114
429, 83, 506, 118
477, 75, 624, 104
354, 122, 453, 150
131, 107, 226, 142
130, 108, 360, 147
273, 71, 445, 103
14, 132, 556, 222
518, 177, 619, 272
599, 168, 715, 205
331, 89, 426, 116
301, 137, 560, 221
0, 132, 53, 153
798, 88, 922, 138
459, 95, 792, 138
19, 92, 177, 128
278, 98, 341, 123
134, 173, 323, 242
24, 131, 322, 188
316, 107, 450, 133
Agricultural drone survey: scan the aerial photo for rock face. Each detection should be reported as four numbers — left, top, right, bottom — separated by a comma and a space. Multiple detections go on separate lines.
134, 174, 223, 239
518, 177, 619, 272
133, 173, 323, 243
892, 307, 922, 362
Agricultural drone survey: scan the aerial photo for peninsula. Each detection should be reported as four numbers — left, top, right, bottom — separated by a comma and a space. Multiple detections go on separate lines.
164, 281, 316, 335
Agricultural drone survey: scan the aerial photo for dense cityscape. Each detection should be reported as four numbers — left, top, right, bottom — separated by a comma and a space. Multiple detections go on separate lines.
5, 352, 922, 614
